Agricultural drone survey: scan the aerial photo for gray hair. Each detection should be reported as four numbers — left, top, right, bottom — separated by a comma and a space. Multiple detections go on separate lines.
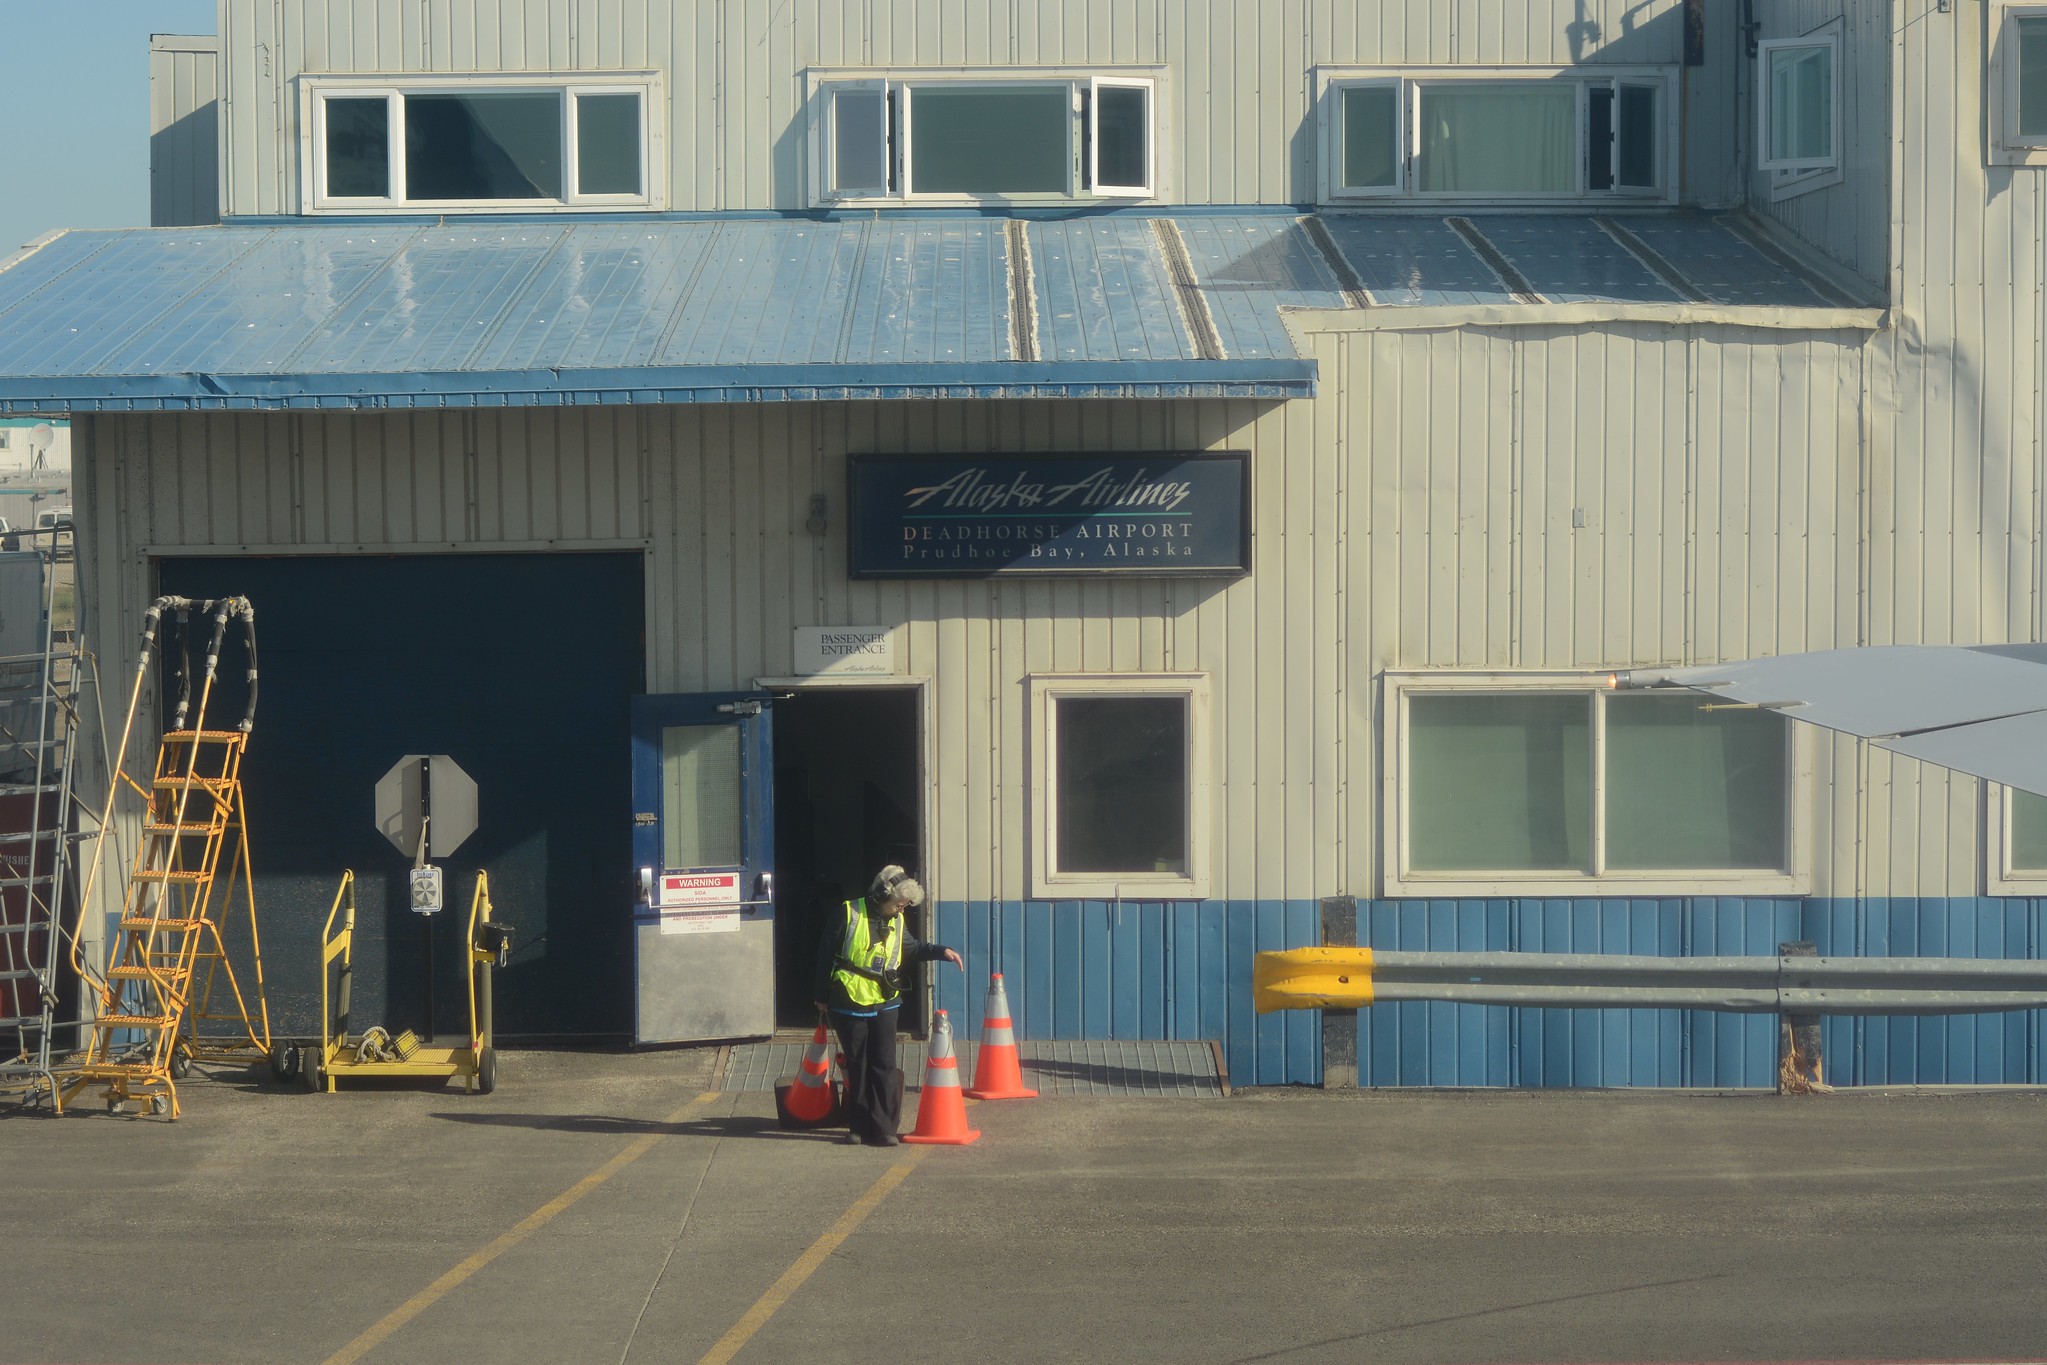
870, 864, 924, 907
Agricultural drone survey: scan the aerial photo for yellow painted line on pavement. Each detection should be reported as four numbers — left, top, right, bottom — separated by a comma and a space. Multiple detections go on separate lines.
321, 1090, 724, 1365
696, 1146, 931, 1365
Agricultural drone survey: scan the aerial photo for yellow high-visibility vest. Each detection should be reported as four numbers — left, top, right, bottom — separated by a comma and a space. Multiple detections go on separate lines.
831, 898, 904, 1008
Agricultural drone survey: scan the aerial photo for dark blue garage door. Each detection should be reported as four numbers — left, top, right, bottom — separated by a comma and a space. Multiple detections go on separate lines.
156, 553, 643, 1040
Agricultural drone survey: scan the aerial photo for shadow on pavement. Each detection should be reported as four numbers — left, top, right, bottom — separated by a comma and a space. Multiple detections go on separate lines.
427, 1111, 842, 1140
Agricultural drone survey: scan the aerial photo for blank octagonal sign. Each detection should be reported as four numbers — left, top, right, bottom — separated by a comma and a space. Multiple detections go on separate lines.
374, 753, 479, 859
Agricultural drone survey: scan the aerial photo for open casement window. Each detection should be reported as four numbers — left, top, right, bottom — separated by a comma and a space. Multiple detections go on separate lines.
304, 76, 661, 212
1758, 37, 1839, 174
813, 74, 1155, 204
1323, 69, 1673, 202
1088, 77, 1155, 196
1382, 674, 1806, 898
1594, 79, 1663, 194
1029, 674, 1209, 900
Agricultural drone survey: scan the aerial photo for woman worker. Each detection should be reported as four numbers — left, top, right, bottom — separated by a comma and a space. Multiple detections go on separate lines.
814, 864, 963, 1146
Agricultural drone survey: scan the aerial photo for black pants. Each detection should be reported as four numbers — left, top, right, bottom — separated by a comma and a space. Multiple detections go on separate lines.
830, 1006, 900, 1140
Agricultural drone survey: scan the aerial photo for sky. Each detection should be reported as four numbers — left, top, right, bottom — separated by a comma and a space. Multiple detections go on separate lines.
0, 1, 219, 256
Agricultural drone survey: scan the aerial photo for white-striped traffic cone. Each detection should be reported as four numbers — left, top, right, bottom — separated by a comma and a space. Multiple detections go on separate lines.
775, 1020, 839, 1128
902, 1010, 980, 1145
964, 972, 1037, 1099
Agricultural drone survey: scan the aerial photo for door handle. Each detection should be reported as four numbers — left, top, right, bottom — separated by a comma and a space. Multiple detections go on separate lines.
637, 867, 654, 905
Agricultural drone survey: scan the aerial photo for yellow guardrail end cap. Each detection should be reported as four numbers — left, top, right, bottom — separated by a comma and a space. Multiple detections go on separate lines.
1252, 947, 1375, 1013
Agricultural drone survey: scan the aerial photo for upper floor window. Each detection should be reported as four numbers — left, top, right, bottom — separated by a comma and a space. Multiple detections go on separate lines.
1991, 4, 2047, 166
1320, 68, 1676, 203
810, 71, 1156, 205
1382, 673, 1804, 898
302, 74, 662, 212
1758, 37, 1838, 171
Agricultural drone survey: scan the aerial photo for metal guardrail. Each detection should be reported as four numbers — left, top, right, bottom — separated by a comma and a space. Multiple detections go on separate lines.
1252, 947, 2047, 1016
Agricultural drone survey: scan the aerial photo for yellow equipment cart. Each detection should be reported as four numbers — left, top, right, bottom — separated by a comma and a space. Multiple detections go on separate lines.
300, 869, 510, 1094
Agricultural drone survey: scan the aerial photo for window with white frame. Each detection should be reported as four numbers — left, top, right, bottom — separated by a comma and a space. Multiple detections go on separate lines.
1757, 31, 1840, 198
1321, 68, 1675, 202
302, 74, 661, 212
1383, 675, 1803, 897
1991, 4, 2047, 165
1029, 674, 1208, 899
1986, 785, 2047, 892
811, 72, 1156, 204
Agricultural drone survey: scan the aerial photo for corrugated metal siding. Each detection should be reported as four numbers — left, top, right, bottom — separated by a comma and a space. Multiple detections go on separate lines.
933, 898, 1321, 1089
149, 37, 220, 228
1350, 897, 2047, 1088
1809, 896, 2046, 1085
83, 307, 1876, 912
1354, 897, 1797, 1088
218, 0, 1734, 215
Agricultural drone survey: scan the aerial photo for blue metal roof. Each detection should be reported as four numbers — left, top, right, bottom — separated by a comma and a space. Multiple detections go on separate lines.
0, 211, 1859, 413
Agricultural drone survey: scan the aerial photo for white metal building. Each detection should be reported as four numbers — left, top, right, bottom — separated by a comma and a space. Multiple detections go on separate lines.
0, 0, 2040, 1087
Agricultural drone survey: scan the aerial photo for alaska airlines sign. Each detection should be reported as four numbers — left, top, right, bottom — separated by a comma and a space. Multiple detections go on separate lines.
847, 453, 1250, 578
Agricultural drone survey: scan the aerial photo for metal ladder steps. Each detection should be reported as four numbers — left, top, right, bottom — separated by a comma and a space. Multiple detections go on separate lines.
0, 781, 64, 796
142, 822, 219, 835
104, 966, 184, 983
75, 1061, 174, 1079
151, 777, 234, 793
91, 1014, 178, 1029
131, 870, 210, 884
161, 730, 246, 742
119, 917, 206, 931
0, 648, 77, 668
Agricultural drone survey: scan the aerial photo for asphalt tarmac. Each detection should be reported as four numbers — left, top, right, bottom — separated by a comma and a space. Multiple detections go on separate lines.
5, 1049, 2047, 1365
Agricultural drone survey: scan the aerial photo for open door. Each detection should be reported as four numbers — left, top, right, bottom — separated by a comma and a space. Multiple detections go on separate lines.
630, 692, 774, 1045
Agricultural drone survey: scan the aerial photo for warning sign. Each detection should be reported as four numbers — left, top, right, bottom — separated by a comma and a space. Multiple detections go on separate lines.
658, 872, 741, 908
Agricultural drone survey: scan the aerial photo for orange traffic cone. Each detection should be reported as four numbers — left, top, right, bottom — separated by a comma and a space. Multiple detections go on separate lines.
964, 972, 1037, 1100
774, 1020, 840, 1129
902, 1009, 981, 1145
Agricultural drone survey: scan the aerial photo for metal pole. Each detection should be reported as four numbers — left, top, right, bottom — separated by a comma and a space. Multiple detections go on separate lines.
420, 756, 434, 1045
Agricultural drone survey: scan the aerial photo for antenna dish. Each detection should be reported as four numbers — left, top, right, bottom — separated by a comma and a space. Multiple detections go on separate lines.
23, 423, 54, 474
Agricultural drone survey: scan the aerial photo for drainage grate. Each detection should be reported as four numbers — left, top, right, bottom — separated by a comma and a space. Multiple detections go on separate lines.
720, 1038, 1226, 1098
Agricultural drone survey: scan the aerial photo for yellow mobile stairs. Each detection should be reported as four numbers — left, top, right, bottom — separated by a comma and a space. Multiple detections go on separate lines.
0, 527, 90, 1113
62, 596, 274, 1118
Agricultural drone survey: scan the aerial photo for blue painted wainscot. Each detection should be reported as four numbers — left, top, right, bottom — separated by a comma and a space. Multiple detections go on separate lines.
935, 897, 2047, 1090
932, 900, 1323, 1090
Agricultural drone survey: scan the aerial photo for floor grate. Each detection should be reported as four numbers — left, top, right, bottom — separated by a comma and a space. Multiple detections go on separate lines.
720, 1038, 1225, 1098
